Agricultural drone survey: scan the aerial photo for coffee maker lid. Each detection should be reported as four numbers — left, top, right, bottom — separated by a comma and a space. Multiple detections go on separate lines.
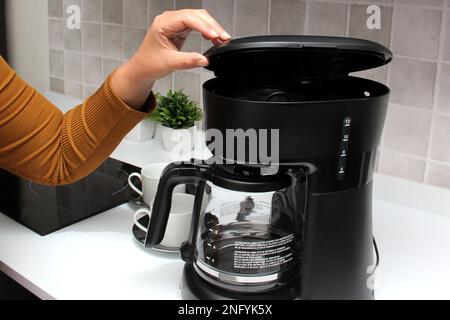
204, 35, 392, 79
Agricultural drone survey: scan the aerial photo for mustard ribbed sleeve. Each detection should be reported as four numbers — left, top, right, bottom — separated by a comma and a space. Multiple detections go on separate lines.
0, 56, 155, 186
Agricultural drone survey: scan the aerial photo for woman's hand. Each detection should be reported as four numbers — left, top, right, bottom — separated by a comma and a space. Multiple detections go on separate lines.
112, 9, 231, 109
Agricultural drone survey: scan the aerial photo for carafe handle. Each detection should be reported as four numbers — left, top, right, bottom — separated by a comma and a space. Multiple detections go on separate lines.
144, 160, 211, 248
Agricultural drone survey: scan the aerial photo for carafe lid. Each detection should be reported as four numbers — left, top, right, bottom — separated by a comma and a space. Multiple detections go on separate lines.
204, 35, 392, 79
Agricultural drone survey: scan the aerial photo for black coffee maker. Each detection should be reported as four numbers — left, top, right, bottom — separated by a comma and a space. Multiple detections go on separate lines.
144, 36, 392, 300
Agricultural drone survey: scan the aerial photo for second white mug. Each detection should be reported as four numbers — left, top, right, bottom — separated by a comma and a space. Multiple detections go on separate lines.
128, 163, 185, 205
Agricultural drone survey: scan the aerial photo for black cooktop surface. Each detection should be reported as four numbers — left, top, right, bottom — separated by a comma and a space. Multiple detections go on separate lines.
0, 158, 141, 236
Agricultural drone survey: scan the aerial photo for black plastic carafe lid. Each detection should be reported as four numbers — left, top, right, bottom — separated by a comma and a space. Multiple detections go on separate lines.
204, 35, 392, 79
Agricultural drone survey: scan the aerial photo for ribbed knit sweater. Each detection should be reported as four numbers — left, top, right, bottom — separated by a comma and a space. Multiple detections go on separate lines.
0, 56, 155, 186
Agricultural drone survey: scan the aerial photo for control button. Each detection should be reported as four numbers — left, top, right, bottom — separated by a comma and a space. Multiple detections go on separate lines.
340, 149, 347, 157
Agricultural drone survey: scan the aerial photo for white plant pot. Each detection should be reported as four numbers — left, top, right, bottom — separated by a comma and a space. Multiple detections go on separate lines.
125, 120, 156, 142
160, 125, 197, 154
153, 123, 164, 142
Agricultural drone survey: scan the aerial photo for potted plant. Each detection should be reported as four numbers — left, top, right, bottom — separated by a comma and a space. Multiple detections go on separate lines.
150, 90, 202, 154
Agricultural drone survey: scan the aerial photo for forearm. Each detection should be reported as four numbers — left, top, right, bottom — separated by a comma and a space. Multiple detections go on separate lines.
0, 58, 155, 185
112, 55, 156, 110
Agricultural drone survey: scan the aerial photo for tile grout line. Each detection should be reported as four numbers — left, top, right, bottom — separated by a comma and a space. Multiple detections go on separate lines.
423, 3, 447, 185
380, 148, 450, 170
305, 0, 443, 11
304, 0, 309, 35
345, 1, 351, 37
267, 0, 271, 35
122, 0, 126, 67
100, 0, 104, 99
63, 2, 68, 97
380, 2, 397, 155
232, 0, 237, 37
80, 0, 85, 100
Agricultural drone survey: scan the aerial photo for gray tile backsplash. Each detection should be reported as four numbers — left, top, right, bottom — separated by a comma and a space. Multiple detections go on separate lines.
83, 55, 103, 85
50, 77, 65, 93
182, 33, 202, 53
176, 0, 202, 10
48, 19, 64, 49
174, 71, 201, 104
48, 0, 450, 189
270, 0, 306, 35
102, 0, 123, 24
123, 0, 149, 27
153, 74, 173, 96
351, 65, 388, 84
123, 27, 147, 59
234, 0, 269, 37
102, 58, 123, 79
307, 2, 348, 36
83, 84, 99, 98
64, 27, 81, 51
148, 0, 174, 24
102, 24, 123, 59
203, 0, 234, 35
430, 114, 450, 163
82, 22, 102, 55
349, 4, 392, 47
378, 151, 426, 183
49, 0, 64, 18
65, 80, 83, 99
395, 0, 444, 7
64, 51, 82, 81
383, 104, 432, 158
438, 63, 450, 113
426, 162, 450, 189
82, 0, 101, 22
389, 58, 437, 110
445, 11, 450, 61
392, 6, 441, 60
49, 49, 65, 78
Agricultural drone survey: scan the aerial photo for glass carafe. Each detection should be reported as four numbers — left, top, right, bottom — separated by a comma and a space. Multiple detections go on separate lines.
144, 161, 306, 292
194, 183, 301, 291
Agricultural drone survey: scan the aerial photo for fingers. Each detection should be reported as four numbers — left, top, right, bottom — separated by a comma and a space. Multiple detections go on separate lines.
168, 51, 209, 70
160, 9, 231, 42
196, 9, 231, 40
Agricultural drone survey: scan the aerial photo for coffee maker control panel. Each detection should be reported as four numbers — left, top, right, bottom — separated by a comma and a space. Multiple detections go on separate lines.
337, 117, 352, 181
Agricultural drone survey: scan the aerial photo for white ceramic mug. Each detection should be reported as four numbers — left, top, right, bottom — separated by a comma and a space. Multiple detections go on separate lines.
134, 193, 195, 248
128, 163, 185, 205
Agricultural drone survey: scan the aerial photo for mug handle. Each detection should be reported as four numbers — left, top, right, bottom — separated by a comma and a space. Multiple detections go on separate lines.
134, 208, 151, 232
128, 172, 143, 196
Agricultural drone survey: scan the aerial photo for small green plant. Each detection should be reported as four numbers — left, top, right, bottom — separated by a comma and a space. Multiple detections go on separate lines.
149, 90, 202, 129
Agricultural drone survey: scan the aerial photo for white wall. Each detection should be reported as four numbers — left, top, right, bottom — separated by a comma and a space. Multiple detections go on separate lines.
5, 0, 49, 92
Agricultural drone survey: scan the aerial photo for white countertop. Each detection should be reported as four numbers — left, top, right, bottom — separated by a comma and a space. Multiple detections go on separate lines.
2, 191, 450, 300
1, 92, 450, 300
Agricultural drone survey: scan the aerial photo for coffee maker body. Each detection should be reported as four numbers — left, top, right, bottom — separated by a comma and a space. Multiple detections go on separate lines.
144, 36, 392, 300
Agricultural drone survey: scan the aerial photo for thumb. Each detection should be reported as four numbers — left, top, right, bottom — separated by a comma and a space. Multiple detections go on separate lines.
169, 51, 209, 70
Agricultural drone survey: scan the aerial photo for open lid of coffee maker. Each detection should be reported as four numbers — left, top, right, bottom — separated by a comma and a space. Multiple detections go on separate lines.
204, 35, 392, 79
